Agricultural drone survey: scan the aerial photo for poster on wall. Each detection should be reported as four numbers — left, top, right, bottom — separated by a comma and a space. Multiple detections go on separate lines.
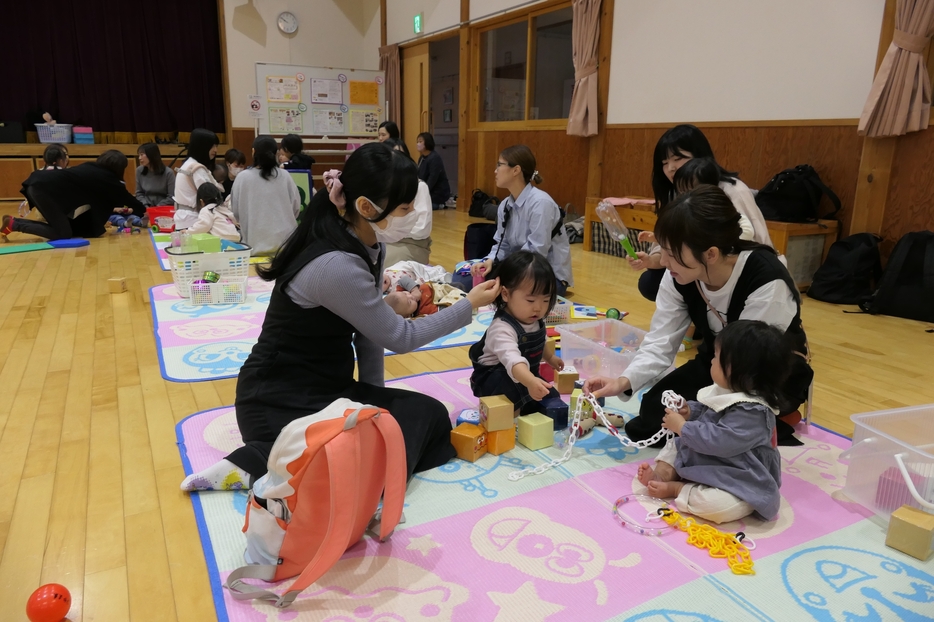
349, 110, 379, 134
349, 81, 380, 106
313, 109, 345, 134
268, 106, 303, 133
311, 78, 343, 104
266, 76, 301, 102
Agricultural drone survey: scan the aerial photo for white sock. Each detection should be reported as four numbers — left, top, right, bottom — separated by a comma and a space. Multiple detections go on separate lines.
180, 459, 251, 492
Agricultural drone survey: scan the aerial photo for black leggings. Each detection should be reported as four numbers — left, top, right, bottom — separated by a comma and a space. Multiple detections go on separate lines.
638, 268, 666, 302
13, 187, 74, 240
228, 382, 457, 481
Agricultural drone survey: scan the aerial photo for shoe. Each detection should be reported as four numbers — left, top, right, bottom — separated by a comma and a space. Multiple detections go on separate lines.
1, 215, 14, 236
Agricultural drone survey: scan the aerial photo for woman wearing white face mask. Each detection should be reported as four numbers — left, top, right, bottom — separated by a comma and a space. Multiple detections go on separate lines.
382, 138, 433, 264
180, 142, 502, 492
231, 136, 300, 256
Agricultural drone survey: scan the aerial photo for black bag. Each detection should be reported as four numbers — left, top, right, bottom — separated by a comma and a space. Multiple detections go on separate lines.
755, 165, 841, 223
807, 233, 882, 304
469, 189, 498, 220
463, 223, 498, 261
861, 231, 934, 322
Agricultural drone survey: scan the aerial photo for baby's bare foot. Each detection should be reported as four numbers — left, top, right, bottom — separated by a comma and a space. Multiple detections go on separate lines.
637, 462, 657, 487
646, 480, 684, 499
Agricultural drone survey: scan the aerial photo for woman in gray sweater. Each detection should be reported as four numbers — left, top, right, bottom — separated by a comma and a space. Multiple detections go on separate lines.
135, 143, 175, 206
231, 135, 300, 256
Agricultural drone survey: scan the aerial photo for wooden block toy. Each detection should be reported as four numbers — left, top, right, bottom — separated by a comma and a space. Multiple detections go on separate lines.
539, 361, 554, 383
479, 395, 514, 432
544, 337, 556, 359
487, 426, 516, 455
517, 413, 554, 450
556, 367, 579, 394
574, 380, 605, 406
456, 408, 481, 426
108, 277, 127, 293
885, 504, 934, 561
541, 396, 569, 430
191, 233, 222, 253
451, 423, 487, 462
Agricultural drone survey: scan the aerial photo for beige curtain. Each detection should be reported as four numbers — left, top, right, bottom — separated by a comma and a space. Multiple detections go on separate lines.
379, 44, 401, 129
858, 0, 934, 137
567, 0, 602, 136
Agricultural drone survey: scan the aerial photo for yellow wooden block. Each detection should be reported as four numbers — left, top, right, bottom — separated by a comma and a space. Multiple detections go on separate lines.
569, 388, 592, 415
886, 504, 934, 561
517, 413, 553, 450
451, 423, 487, 462
544, 337, 557, 359
487, 426, 516, 455
556, 369, 579, 394
480, 395, 514, 432
108, 277, 127, 294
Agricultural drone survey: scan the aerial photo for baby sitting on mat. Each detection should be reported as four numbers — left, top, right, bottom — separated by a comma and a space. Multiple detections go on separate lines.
382, 260, 452, 294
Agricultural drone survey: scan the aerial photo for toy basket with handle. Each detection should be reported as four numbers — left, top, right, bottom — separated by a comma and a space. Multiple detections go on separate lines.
35, 123, 73, 144
165, 243, 252, 298
189, 278, 249, 305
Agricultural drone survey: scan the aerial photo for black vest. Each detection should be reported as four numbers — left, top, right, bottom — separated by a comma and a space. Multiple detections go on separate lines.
235, 239, 379, 419
469, 311, 547, 376
672, 249, 807, 362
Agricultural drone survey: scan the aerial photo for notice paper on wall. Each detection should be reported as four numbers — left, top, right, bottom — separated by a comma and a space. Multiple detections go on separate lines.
313, 109, 345, 134
268, 107, 303, 133
311, 78, 343, 104
349, 110, 379, 134
349, 81, 379, 106
266, 76, 301, 102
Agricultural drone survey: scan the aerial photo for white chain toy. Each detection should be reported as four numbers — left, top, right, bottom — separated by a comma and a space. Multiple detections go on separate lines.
508, 389, 685, 481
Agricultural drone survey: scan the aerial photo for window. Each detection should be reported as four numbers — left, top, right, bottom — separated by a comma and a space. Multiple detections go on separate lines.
478, 5, 574, 124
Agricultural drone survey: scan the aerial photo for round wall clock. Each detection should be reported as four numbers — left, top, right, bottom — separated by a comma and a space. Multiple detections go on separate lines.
277, 11, 299, 34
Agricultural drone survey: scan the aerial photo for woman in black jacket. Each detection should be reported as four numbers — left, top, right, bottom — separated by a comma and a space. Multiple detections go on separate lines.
416, 132, 451, 210
3, 150, 145, 240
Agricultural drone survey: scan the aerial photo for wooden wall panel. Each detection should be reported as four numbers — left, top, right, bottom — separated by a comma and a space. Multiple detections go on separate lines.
601, 125, 862, 234
883, 127, 934, 255
231, 128, 255, 165
0, 159, 34, 200
467, 129, 591, 215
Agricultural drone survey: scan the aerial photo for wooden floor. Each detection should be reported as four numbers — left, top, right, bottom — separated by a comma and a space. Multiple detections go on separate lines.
0, 208, 932, 621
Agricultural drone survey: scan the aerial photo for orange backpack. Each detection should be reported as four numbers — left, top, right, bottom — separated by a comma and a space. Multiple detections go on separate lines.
224, 398, 407, 608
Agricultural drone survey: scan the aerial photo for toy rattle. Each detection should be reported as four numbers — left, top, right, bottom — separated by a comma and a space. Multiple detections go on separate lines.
595, 200, 639, 259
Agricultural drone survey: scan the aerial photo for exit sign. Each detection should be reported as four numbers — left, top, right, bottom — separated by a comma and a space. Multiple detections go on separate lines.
414, 12, 423, 34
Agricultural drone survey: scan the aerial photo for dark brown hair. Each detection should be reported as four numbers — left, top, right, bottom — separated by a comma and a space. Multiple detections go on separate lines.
500, 144, 542, 185
96, 150, 129, 177
138, 142, 165, 175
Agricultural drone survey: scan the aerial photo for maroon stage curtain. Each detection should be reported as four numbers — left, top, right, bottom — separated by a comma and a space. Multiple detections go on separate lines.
0, 1, 226, 133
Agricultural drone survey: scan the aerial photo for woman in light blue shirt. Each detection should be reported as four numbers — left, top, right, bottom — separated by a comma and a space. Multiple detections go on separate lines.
469, 144, 573, 295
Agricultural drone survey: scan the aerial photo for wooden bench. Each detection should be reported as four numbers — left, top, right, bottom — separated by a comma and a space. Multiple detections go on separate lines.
583, 196, 839, 290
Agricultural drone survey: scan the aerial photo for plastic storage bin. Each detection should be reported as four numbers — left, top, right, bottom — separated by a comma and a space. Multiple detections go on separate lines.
189, 278, 248, 305
165, 244, 252, 298
555, 319, 647, 379
842, 404, 934, 520
35, 123, 72, 144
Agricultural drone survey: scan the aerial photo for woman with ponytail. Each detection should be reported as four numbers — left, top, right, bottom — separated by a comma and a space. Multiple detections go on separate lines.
174, 128, 224, 230
180, 142, 501, 492
231, 135, 300, 256
584, 185, 812, 446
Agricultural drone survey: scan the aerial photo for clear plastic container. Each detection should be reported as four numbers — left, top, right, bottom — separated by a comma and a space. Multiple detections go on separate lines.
841, 404, 934, 520
556, 319, 647, 380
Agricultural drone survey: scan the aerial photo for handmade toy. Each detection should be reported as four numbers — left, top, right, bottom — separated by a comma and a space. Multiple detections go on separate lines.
885, 504, 934, 561
556, 367, 579, 394
479, 395, 514, 432
456, 408, 481, 426
540, 396, 568, 430
451, 423, 487, 462
487, 426, 516, 455
107, 277, 127, 294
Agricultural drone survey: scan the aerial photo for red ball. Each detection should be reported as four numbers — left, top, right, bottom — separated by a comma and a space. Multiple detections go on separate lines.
26, 584, 71, 622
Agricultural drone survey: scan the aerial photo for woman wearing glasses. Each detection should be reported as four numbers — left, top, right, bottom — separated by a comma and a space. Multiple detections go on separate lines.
468, 144, 573, 296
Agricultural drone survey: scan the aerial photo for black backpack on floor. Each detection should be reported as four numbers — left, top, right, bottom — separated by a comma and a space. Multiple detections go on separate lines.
861, 231, 934, 322
469, 189, 498, 221
463, 223, 498, 260
807, 233, 882, 304
756, 165, 841, 223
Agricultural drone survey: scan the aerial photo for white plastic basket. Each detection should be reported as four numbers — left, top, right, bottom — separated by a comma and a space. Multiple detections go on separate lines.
555, 319, 646, 379
35, 123, 73, 144
841, 405, 934, 520
165, 244, 252, 298
189, 278, 248, 305
545, 301, 570, 326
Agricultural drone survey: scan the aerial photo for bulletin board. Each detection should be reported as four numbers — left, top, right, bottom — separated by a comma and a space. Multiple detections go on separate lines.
254, 63, 386, 137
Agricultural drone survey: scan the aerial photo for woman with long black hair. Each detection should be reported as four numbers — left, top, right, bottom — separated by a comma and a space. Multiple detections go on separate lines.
135, 142, 175, 207
173, 128, 224, 230
181, 143, 500, 491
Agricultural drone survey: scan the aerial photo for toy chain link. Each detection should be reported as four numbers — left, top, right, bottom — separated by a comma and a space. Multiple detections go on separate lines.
507, 390, 685, 481
658, 508, 755, 575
